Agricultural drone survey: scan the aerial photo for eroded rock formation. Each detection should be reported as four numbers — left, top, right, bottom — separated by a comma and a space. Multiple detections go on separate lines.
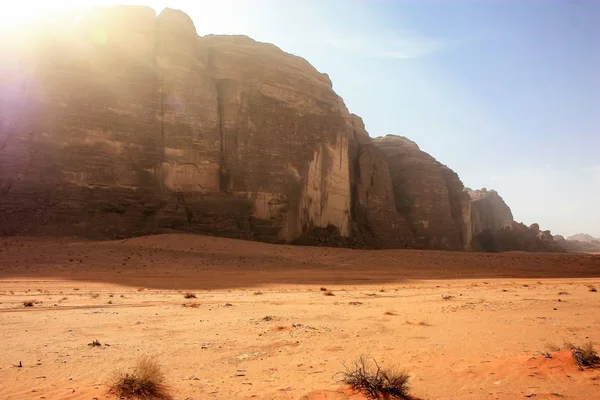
372, 135, 471, 250
472, 221, 565, 252
468, 188, 514, 236
0, 6, 490, 251
1, 6, 357, 242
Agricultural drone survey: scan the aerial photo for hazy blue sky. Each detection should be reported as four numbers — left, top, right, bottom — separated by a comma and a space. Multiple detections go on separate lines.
11, 0, 600, 237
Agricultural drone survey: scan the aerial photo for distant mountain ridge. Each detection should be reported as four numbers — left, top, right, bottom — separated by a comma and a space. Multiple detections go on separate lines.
567, 233, 598, 242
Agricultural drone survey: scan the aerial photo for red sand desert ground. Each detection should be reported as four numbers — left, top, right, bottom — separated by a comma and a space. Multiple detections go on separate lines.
1, 234, 599, 399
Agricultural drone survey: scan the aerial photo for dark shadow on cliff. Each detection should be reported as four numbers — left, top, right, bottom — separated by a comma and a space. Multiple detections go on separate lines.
1, 234, 599, 291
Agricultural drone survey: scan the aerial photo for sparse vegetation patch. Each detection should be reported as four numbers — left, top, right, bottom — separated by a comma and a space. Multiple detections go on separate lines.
340, 356, 412, 399
569, 342, 600, 369
110, 355, 171, 399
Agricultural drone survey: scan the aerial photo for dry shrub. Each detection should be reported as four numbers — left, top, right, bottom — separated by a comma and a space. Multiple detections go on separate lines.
110, 355, 171, 399
589, 285, 598, 293
340, 356, 412, 399
570, 342, 600, 369
23, 301, 34, 307
183, 292, 196, 299
181, 302, 200, 308
441, 295, 454, 300
323, 291, 335, 296
320, 287, 328, 291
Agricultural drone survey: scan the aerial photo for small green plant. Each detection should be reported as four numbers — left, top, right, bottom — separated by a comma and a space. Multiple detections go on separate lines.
110, 355, 171, 399
340, 356, 412, 399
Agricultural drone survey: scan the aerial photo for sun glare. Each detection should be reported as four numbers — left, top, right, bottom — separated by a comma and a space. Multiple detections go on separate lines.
0, 1, 166, 31
0, 0, 249, 37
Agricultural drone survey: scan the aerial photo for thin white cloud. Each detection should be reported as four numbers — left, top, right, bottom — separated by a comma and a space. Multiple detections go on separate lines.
323, 29, 454, 59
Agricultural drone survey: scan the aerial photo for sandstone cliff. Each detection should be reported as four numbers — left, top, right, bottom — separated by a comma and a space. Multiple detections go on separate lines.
468, 188, 514, 235
372, 135, 472, 250
1, 7, 355, 241
0, 6, 471, 250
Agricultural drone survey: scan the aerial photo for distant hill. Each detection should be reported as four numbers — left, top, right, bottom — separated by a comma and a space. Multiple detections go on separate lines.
567, 233, 598, 242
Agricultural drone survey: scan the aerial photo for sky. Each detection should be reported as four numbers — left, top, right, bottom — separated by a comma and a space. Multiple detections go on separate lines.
3, 0, 599, 237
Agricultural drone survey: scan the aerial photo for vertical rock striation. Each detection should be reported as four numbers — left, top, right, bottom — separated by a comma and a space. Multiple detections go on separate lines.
468, 188, 514, 236
372, 135, 471, 250
1, 7, 353, 241
1, 6, 482, 251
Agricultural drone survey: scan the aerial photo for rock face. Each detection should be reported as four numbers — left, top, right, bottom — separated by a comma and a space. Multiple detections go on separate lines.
468, 188, 514, 236
372, 135, 472, 250
1, 7, 354, 241
0, 6, 469, 250
348, 120, 416, 248
468, 190, 565, 253
473, 221, 565, 253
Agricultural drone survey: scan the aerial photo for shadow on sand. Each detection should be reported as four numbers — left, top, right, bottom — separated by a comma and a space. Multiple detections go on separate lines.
1, 234, 599, 291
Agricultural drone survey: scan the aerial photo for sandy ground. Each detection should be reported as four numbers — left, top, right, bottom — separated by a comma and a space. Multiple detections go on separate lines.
1, 234, 599, 400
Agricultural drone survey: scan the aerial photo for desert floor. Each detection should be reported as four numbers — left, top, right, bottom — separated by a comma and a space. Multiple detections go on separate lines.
1, 234, 599, 400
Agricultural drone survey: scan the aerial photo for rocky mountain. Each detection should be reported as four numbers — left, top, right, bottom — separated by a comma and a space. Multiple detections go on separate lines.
0, 6, 575, 253
556, 234, 600, 253
0, 6, 473, 249
567, 233, 598, 242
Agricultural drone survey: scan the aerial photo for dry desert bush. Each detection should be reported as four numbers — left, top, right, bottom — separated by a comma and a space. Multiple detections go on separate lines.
340, 356, 412, 399
110, 355, 171, 399
183, 292, 196, 299
568, 341, 600, 368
